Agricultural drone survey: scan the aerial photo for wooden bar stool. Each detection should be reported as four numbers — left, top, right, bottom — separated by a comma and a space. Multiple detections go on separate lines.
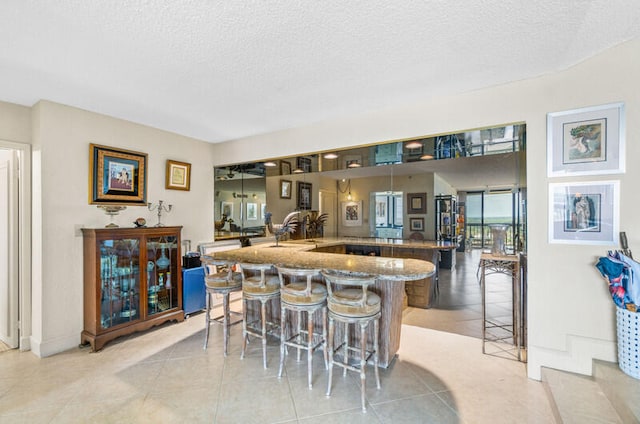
238, 262, 280, 369
201, 257, 243, 356
321, 269, 381, 412
275, 266, 328, 389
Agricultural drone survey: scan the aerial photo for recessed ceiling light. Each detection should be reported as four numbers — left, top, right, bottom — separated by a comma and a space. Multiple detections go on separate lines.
420, 154, 434, 160
264, 161, 277, 167
292, 168, 304, 173
324, 153, 338, 159
405, 141, 423, 149
347, 162, 361, 168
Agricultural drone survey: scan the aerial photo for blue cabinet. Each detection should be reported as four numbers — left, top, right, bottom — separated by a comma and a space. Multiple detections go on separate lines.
182, 267, 205, 316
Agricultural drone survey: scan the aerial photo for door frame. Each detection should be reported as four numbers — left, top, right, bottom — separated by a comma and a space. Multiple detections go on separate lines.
0, 140, 31, 351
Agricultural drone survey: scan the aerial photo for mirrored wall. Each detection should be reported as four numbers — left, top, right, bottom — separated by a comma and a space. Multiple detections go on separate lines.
213, 123, 527, 251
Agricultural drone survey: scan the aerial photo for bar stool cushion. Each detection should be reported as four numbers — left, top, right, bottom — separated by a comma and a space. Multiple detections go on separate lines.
242, 274, 280, 295
281, 282, 327, 305
328, 289, 381, 317
205, 271, 242, 289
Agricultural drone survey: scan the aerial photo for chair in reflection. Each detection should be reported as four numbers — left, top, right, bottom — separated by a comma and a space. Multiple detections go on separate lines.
321, 269, 381, 412
238, 262, 281, 368
201, 256, 243, 355
275, 266, 328, 389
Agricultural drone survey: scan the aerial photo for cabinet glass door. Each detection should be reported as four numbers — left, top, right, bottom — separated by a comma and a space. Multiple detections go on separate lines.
99, 238, 141, 329
146, 235, 179, 316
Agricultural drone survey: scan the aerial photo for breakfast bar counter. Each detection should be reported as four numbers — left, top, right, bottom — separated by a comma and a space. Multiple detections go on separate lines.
208, 240, 436, 367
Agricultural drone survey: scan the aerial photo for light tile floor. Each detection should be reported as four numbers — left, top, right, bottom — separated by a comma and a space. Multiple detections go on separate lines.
0, 250, 555, 423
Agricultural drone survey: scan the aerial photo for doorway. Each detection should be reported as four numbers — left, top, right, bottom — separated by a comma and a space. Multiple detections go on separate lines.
0, 141, 31, 352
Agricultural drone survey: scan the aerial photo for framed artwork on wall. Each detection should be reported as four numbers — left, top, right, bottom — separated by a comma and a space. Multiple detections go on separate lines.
246, 202, 258, 220
547, 102, 625, 177
548, 180, 619, 245
280, 160, 291, 175
342, 200, 363, 227
410, 217, 424, 231
297, 157, 312, 173
89, 143, 148, 205
221, 201, 234, 219
165, 159, 191, 191
407, 192, 427, 214
297, 181, 312, 210
280, 180, 292, 199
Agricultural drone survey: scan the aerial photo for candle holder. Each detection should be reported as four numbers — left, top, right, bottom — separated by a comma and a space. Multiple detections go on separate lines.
148, 200, 172, 227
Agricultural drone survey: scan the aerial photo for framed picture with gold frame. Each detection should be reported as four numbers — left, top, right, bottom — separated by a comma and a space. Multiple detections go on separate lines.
166, 159, 191, 191
89, 143, 147, 205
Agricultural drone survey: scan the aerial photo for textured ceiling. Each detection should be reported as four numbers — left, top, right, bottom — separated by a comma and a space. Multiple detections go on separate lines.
1, 1, 638, 143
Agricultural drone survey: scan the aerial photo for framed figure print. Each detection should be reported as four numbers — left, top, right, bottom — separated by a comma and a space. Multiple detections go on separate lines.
221, 201, 234, 219
246, 203, 258, 220
280, 180, 292, 199
548, 180, 619, 245
89, 143, 147, 205
165, 160, 191, 191
547, 102, 625, 176
342, 201, 363, 227
297, 181, 312, 210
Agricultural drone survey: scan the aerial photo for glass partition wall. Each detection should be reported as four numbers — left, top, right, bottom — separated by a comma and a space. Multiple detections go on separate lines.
213, 123, 527, 253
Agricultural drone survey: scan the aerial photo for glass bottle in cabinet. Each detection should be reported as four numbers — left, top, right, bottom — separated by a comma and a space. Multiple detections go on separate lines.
82, 226, 184, 352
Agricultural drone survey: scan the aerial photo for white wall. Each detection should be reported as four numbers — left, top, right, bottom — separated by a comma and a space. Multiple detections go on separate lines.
212, 39, 640, 380
30, 101, 215, 356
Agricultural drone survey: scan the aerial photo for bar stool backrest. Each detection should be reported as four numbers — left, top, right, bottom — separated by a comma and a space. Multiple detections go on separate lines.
201, 256, 236, 285
276, 266, 325, 304
321, 270, 380, 317
239, 263, 275, 286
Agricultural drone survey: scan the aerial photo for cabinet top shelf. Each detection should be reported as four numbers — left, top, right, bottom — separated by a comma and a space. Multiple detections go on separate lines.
82, 226, 182, 234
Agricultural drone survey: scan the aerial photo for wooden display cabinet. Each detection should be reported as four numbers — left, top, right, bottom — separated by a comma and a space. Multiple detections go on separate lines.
81, 226, 184, 351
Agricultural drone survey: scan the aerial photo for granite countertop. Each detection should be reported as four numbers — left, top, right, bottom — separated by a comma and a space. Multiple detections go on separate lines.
287, 237, 458, 250
209, 241, 436, 281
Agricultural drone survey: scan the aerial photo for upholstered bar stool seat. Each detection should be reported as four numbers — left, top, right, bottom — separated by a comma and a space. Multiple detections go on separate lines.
321, 269, 381, 412
239, 262, 281, 369
202, 257, 243, 356
275, 266, 328, 389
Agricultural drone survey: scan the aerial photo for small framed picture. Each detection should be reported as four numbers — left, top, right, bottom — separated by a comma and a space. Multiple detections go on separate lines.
410, 217, 424, 231
280, 160, 291, 175
342, 201, 363, 227
280, 180, 292, 199
246, 202, 258, 220
297, 181, 312, 210
166, 160, 191, 191
547, 102, 625, 177
297, 157, 312, 173
407, 193, 427, 214
548, 180, 619, 245
221, 201, 234, 219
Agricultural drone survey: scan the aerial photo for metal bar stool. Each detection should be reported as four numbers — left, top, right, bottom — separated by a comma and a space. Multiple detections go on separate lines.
238, 262, 280, 368
275, 266, 328, 389
321, 269, 381, 412
201, 257, 243, 355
